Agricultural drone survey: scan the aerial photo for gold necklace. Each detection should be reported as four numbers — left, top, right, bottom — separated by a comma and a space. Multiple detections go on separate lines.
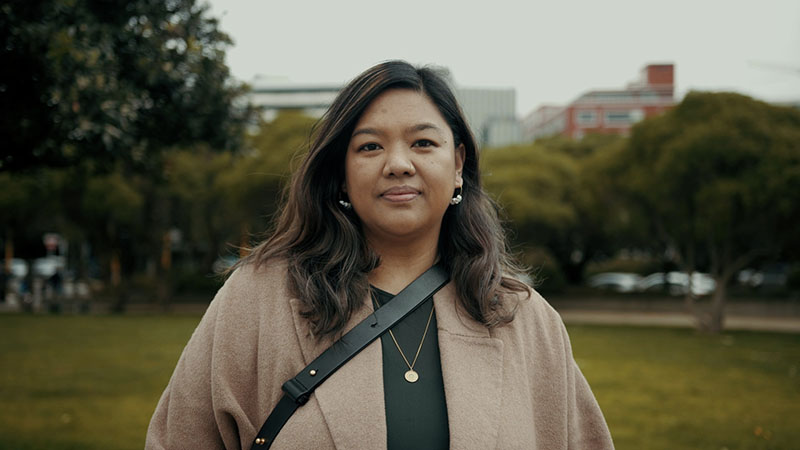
373, 295, 435, 383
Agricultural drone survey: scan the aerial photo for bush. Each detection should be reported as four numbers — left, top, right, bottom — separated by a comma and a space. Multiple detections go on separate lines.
170, 269, 224, 297
585, 251, 664, 277
520, 247, 566, 293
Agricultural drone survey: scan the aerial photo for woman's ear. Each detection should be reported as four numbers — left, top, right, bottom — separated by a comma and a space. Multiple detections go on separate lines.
454, 144, 466, 187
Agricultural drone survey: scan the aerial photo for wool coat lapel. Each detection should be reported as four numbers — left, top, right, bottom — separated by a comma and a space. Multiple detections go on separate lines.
289, 297, 387, 450
288, 283, 505, 450
434, 284, 505, 450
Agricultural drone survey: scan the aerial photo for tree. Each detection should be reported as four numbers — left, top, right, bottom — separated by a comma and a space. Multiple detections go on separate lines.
0, 172, 42, 299
82, 170, 144, 285
482, 136, 630, 287
0, 169, 73, 286
616, 92, 800, 332
1, 0, 253, 307
482, 143, 579, 289
166, 146, 235, 272
218, 111, 316, 251
537, 134, 632, 282
1, 0, 249, 173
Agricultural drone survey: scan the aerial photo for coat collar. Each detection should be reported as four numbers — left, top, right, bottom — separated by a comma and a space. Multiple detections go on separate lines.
434, 283, 505, 450
289, 282, 504, 450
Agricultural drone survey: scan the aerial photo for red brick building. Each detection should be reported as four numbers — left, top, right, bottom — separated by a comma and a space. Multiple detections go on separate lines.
523, 64, 676, 140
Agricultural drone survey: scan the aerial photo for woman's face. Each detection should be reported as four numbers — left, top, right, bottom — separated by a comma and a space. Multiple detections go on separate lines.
344, 89, 464, 246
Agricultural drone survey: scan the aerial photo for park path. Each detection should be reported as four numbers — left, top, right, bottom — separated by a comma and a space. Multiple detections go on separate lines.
558, 310, 800, 333
3, 295, 799, 333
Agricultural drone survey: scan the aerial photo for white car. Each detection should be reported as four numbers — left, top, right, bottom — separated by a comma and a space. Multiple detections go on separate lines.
8, 258, 29, 278
587, 272, 643, 293
636, 272, 716, 296
32, 256, 66, 278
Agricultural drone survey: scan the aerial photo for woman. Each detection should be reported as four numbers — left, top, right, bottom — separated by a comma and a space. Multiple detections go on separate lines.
146, 61, 613, 449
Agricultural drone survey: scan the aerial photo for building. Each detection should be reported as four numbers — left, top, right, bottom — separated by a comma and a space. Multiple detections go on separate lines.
456, 87, 522, 148
247, 76, 522, 148
522, 64, 676, 141
247, 78, 342, 122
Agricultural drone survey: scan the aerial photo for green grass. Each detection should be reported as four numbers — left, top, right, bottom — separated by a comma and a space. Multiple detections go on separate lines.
569, 326, 800, 450
0, 316, 798, 450
0, 315, 199, 450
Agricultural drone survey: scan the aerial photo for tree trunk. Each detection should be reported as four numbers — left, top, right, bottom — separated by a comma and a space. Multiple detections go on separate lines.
110, 250, 121, 287
110, 249, 128, 313
157, 230, 173, 309
3, 228, 12, 302
704, 246, 762, 334
150, 192, 172, 309
685, 271, 713, 332
682, 248, 713, 332
707, 278, 728, 333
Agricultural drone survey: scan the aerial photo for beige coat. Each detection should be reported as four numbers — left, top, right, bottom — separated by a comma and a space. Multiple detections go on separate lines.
146, 261, 614, 449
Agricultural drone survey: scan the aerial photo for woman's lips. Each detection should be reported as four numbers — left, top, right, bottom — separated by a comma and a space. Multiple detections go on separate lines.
381, 186, 420, 202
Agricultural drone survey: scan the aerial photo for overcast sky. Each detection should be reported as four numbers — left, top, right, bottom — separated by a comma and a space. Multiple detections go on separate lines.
206, 0, 800, 116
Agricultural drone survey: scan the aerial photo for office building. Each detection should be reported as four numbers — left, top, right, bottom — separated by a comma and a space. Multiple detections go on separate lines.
522, 64, 676, 140
247, 76, 522, 148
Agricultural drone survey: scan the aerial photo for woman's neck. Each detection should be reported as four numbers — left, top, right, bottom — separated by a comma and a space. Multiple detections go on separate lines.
367, 238, 439, 295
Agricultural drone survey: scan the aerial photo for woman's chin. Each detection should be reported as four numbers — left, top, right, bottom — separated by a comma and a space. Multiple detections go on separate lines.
364, 220, 440, 244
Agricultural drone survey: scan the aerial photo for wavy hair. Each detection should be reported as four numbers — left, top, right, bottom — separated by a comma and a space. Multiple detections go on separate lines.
244, 60, 529, 338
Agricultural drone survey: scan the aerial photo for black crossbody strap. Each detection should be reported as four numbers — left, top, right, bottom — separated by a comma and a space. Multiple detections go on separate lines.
250, 263, 450, 449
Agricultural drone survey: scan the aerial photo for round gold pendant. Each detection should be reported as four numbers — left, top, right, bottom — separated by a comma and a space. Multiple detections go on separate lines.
404, 370, 419, 383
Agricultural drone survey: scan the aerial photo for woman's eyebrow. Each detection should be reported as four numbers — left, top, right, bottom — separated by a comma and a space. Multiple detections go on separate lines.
351, 127, 383, 139
406, 122, 443, 135
351, 122, 444, 139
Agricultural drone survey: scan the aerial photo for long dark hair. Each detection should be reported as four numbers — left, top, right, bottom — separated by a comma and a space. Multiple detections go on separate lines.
243, 60, 529, 338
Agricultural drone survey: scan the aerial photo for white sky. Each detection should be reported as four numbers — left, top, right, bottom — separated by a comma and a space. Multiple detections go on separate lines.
206, 0, 800, 116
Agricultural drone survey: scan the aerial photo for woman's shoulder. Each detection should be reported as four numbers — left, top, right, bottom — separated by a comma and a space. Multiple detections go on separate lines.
224, 257, 290, 291
494, 284, 569, 341
210, 257, 294, 317
200, 258, 303, 356
518, 286, 561, 320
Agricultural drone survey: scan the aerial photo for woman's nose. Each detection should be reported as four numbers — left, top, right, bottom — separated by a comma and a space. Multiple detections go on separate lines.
382, 146, 416, 177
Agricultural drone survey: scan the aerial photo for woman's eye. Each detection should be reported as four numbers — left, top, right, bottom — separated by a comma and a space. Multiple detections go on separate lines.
413, 139, 435, 148
358, 143, 381, 151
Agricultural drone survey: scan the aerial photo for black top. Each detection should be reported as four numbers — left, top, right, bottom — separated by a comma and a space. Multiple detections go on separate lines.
372, 286, 449, 450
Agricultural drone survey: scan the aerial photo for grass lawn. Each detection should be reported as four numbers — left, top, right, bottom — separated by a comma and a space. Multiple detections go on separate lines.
0, 315, 798, 450
569, 325, 800, 450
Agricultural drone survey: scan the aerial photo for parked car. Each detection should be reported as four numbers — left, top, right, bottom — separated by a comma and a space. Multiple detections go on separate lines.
636, 272, 716, 296
737, 269, 764, 288
587, 272, 643, 293
737, 265, 789, 290
32, 256, 66, 278
9, 258, 28, 278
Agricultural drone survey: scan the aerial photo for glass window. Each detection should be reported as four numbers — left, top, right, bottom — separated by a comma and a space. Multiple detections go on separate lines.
591, 92, 634, 103
604, 110, 631, 124
575, 110, 597, 126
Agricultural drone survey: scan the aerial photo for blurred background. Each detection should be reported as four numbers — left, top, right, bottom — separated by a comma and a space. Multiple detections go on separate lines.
1, 0, 799, 449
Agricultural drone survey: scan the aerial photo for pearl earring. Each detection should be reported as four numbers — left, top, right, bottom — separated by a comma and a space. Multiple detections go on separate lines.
450, 187, 463, 205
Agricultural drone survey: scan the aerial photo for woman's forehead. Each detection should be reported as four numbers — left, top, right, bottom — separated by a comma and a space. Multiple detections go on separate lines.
351, 89, 450, 138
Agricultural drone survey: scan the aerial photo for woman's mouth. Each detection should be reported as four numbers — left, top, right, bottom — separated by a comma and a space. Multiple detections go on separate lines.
381, 186, 420, 202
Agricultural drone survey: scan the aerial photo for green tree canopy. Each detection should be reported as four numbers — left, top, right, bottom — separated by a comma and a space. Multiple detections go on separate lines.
218, 111, 316, 242
482, 143, 579, 288
482, 135, 629, 286
165, 146, 234, 270
1, 0, 249, 172
617, 91, 800, 331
